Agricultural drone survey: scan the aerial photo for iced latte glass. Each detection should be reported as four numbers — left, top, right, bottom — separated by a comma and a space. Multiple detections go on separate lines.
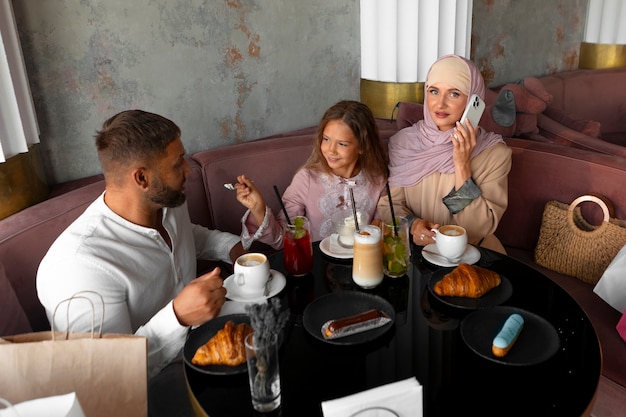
352, 225, 383, 288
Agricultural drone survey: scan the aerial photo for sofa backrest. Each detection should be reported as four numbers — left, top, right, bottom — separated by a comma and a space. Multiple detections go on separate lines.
190, 134, 316, 235
0, 180, 105, 333
539, 68, 626, 135
497, 138, 626, 252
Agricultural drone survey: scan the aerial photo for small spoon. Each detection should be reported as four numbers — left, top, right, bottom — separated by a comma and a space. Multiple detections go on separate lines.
224, 180, 254, 191
264, 272, 274, 296
422, 248, 459, 264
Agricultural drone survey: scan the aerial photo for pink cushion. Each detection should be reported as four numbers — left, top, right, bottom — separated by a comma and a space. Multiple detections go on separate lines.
396, 102, 424, 129
0, 262, 32, 336
618, 310, 626, 342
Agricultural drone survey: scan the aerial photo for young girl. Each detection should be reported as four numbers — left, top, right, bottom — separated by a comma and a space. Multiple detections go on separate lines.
234, 100, 389, 249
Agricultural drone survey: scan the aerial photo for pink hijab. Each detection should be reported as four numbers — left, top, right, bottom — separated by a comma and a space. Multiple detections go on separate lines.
388, 54, 504, 187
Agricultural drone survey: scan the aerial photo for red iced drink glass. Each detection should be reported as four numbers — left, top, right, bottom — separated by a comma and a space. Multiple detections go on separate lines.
283, 216, 313, 276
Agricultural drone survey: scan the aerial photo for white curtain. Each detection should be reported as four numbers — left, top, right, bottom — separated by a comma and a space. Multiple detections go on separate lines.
584, 0, 626, 44
0, 0, 39, 164
360, 0, 473, 83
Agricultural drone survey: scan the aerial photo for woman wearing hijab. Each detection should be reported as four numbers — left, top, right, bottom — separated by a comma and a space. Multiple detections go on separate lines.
377, 54, 512, 254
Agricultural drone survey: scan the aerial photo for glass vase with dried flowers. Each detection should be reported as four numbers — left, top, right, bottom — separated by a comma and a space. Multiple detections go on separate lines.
244, 298, 289, 412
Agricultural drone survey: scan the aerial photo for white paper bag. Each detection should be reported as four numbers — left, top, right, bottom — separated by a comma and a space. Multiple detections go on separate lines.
0, 393, 85, 417
594, 244, 626, 312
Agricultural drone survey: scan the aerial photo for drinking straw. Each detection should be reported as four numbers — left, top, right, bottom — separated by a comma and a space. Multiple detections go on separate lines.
349, 188, 360, 233
386, 182, 398, 237
273, 185, 292, 225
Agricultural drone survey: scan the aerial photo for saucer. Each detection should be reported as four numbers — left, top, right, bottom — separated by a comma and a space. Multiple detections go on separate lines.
223, 270, 286, 302
421, 243, 480, 267
320, 234, 353, 259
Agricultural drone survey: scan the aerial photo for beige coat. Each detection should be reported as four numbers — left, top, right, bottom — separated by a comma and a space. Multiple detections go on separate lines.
378, 143, 512, 254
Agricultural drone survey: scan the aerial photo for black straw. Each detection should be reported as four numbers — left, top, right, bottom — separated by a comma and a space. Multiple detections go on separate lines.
386, 183, 398, 236
273, 185, 292, 225
349, 188, 360, 233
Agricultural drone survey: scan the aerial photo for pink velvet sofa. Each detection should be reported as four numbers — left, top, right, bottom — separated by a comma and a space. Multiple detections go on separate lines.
536, 67, 626, 158
1, 117, 624, 415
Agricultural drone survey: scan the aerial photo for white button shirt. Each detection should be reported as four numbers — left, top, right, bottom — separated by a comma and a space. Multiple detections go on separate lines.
37, 193, 240, 378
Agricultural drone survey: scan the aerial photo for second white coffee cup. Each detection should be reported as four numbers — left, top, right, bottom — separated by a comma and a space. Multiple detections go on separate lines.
432, 225, 468, 262
233, 253, 270, 296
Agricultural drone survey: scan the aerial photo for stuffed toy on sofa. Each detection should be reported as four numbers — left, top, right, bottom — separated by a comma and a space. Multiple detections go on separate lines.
482, 77, 552, 137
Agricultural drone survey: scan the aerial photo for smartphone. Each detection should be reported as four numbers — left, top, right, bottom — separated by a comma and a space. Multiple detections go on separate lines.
460, 93, 486, 128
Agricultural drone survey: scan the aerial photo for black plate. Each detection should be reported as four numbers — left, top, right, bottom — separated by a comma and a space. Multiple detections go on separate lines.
428, 267, 513, 310
183, 314, 250, 375
302, 292, 395, 345
460, 306, 560, 366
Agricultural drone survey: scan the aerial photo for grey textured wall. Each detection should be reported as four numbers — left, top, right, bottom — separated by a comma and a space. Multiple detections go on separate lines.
13, 0, 587, 184
14, 0, 361, 183
472, 0, 586, 86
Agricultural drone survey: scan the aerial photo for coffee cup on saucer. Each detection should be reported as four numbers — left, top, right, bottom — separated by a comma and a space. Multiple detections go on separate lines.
233, 253, 270, 296
431, 225, 468, 263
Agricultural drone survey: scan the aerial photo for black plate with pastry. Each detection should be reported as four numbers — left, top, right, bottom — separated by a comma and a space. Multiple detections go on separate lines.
428, 266, 513, 310
460, 306, 560, 366
183, 314, 251, 375
303, 292, 395, 346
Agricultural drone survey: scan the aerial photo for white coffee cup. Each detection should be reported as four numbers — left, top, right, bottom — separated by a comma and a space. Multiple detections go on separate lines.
233, 253, 270, 296
431, 225, 468, 262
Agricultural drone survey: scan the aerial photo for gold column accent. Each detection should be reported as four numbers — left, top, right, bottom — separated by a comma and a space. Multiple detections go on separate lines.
360, 79, 424, 119
0, 144, 49, 220
579, 42, 626, 69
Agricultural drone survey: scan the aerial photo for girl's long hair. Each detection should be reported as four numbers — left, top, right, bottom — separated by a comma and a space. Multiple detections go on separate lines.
304, 100, 389, 185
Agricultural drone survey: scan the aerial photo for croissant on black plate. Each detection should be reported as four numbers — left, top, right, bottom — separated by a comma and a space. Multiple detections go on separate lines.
192, 320, 253, 366
434, 263, 501, 298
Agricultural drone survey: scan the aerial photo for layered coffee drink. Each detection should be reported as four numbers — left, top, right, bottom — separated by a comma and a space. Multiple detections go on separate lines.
352, 225, 383, 288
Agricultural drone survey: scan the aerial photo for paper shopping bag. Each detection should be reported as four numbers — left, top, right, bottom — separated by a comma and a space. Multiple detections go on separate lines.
0, 331, 147, 417
0, 292, 147, 417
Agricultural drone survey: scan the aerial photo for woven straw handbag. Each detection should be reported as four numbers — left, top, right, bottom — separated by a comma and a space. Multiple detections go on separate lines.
534, 195, 626, 284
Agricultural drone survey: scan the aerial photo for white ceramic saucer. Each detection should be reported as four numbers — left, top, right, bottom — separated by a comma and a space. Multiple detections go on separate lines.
421, 243, 481, 267
223, 269, 286, 302
320, 234, 353, 259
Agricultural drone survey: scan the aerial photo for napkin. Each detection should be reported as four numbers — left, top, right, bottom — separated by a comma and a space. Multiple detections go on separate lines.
0, 392, 85, 417
321, 377, 422, 417
328, 234, 354, 257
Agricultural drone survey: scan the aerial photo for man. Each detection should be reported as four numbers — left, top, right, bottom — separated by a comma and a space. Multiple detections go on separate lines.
37, 110, 245, 381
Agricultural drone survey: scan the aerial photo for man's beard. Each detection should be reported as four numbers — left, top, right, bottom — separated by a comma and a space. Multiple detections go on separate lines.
149, 177, 186, 208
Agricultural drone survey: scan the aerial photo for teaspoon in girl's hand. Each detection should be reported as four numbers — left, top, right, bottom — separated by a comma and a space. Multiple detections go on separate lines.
224, 179, 254, 191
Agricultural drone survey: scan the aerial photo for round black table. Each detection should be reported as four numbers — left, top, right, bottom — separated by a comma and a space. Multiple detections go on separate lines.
185, 242, 601, 416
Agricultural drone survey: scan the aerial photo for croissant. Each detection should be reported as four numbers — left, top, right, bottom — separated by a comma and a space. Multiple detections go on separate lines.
434, 263, 501, 298
192, 320, 253, 366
